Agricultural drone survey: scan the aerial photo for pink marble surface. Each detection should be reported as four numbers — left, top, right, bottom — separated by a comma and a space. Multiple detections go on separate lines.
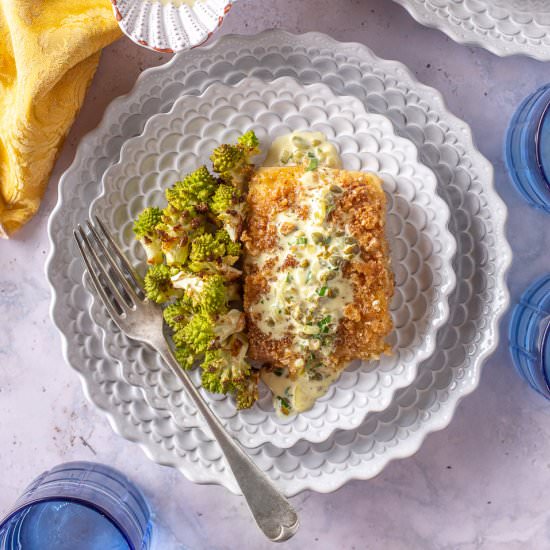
2, 1, 550, 548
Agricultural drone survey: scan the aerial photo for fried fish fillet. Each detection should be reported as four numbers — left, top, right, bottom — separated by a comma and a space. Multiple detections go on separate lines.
243, 166, 394, 377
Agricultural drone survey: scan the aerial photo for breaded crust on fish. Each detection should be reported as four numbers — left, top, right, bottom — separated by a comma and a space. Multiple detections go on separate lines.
242, 166, 394, 375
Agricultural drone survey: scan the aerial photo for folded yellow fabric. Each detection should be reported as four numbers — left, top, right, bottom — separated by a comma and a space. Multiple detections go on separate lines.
0, 0, 121, 237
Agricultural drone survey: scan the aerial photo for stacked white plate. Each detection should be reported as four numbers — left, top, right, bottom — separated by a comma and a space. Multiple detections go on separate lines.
46, 31, 511, 496
393, 0, 550, 60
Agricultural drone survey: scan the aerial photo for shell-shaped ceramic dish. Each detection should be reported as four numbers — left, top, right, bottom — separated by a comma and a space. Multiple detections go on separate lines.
46, 31, 511, 496
89, 76, 457, 449
111, 0, 234, 53
393, 0, 550, 60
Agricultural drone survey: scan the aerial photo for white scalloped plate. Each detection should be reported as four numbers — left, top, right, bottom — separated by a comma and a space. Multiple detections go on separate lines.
89, 76, 456, 449
111, 0, 234, 53
46, 31, 511, 496
393, 0, 550, 60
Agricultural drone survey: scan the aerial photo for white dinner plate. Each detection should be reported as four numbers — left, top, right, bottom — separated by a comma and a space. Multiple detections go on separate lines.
46, 31, 511, 496
89, 76, 456, 449
393, 0, 550, 60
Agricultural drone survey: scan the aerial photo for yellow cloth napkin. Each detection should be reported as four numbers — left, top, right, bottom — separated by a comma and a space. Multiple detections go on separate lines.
0, 0, 121, 237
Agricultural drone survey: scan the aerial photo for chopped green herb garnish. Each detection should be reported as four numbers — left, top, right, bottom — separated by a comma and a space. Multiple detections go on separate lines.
317, 286, 328, 297
296, 236, 308, 245
305, 270, 312, 283
319, 315, 332, 326
306, 155, 319, 172
274, 368, 285, 377
277, 396, 291, 414
286, 272, 293, 283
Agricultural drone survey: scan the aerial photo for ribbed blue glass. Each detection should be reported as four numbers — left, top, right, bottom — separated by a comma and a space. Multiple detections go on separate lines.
0, 462, 152, 550
509, 276, 550, 398
505, 84, 550, 211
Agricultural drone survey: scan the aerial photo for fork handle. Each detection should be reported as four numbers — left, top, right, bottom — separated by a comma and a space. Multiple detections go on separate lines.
156, 344, 299, 542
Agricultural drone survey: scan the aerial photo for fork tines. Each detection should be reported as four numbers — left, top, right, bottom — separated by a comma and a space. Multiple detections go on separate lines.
74, 217, 144, 319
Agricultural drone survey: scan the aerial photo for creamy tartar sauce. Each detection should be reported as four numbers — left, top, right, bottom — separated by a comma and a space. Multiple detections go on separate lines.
257, 132, 357, 416
263, 131, 342, 170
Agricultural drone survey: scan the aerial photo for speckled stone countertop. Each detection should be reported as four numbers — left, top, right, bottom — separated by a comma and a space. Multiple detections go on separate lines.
2, 1, 550, 548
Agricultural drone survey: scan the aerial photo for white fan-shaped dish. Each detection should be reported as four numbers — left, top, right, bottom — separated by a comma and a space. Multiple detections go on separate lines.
111, 0, 234, 53
89, 76, 456, 449
393, 0, 550, 60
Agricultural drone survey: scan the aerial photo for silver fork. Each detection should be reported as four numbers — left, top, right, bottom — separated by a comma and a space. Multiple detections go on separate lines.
74, 217, 299, 543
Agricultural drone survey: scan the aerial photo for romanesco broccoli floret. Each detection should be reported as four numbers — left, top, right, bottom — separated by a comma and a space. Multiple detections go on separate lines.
173, 311, 215, 354
215, 229, 242, 257
163, 296, 194, 331
174, 343, 196, 370
201, 334, 259, 409
166, 166, 217, 210
210, 131, 259, 189
170, 272, 228, 314
209, 185, 245, 241
133, 207, 163, 264
209, 184, 241, 215
156, 206, 206, 266
144, 264, 179, 303
189, 233, 227, 263
237, 130, 260, 155
133, 206, 163, 238
193, 274, 227, 314
165, 188, 193, 212
210, 144, 244, 177
234, 371, 260, 410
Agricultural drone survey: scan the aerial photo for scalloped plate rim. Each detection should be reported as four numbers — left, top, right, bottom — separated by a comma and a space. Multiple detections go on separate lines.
45, 30, 512, 496
87, 74, 457, 449
392, 0, 550, 61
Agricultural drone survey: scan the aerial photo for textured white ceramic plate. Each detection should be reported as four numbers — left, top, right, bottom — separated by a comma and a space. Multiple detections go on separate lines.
111, 0, 234, 53
393, 0, 550, 60
89, 76, 456, 449
46, 31, 511, 496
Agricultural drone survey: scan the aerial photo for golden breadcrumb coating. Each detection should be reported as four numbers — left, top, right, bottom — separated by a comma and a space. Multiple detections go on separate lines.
243, 166, 394, 375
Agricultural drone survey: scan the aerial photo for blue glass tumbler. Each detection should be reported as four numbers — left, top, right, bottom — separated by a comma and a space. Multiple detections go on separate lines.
509, 275, 550, 397
505, 84, 550, 211
0, 462, 152, 550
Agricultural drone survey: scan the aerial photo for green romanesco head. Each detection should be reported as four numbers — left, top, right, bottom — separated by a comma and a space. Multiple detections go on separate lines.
165, 188, 194, 212
181, 165, 218, 202
174, 344, 196, 370
156, 206, 208, 266
163, 296, 194, 331
133, 207, 163, 238
210, 144, 245, 176
237, 130, 260, 155
209, 184, 241, 215
166, 166, 217, 210
200, 335, 258, 408
235, 371, 259, 409
214, 229, 242, 257
133, 207, 164, 264
189, 232, 226, 263
201, 352, 228, 394
201, 349, 236, 394
144, 264, 176, 304
173, 311, 215, 354
196, 274, 228, 314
